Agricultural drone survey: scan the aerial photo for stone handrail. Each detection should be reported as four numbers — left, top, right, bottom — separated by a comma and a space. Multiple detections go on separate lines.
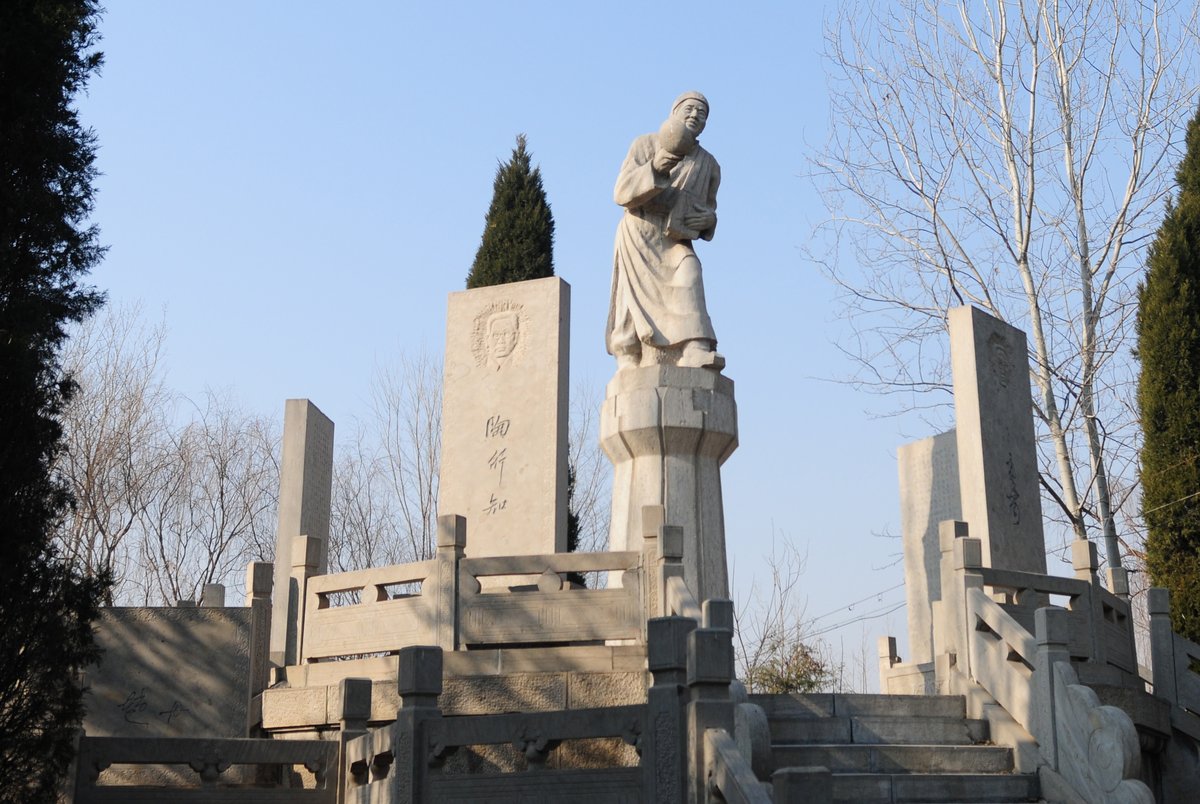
964, 585, 1036, 729
704, 728, 771, 803
302, 560, 438, 661
297, 515, 648, 662
74, 735, 340, 803
938, 525, 1152, 802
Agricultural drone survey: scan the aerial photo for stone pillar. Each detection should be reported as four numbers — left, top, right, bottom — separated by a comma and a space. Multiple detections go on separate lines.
600, 365, 737, 603
269, 399, 334, 668
949, 306, 1047, 574
898, 430, 961, 665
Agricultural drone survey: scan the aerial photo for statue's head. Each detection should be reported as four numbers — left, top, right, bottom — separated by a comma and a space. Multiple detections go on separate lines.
487, 311, 520, 360
672, 92, 709, 137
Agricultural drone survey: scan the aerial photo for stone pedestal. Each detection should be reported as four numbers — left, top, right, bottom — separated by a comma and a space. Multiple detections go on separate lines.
600, 366, 737, 603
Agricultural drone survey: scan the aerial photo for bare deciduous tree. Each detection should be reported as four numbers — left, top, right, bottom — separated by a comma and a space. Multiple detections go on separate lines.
815, 0, 1199, 568
55, 305, 173, 602
735, 536, 838, 693
131, 392, 278, 605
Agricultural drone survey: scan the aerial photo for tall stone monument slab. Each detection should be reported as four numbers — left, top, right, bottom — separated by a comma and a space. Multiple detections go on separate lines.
269, 399, 334, 667
898, 430, 961, 665
438, 276, 569, 560
949, 306, 1047, 573
600, 366, 736, 603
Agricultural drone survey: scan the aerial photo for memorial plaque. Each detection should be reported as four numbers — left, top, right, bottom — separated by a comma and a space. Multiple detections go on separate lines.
439, 277, 569, 561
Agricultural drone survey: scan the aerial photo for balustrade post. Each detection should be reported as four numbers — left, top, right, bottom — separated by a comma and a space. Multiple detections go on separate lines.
935, 521, 980, 683
1148, 588, 1178, 706
289, 535, 322, 665
1032, 607, 1071, 770
658, 524, 686, 617
245, 561, 273, 731
1070, 539, 1107, 666
639, 505, 664, 635
645, 616, 696, 803
686, 619, 735, 804
337, 678, 371, 796
434, 515, 465, 651
391, 646, 443, 804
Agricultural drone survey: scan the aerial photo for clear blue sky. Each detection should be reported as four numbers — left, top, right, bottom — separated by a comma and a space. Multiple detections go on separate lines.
79, 1, 927, 685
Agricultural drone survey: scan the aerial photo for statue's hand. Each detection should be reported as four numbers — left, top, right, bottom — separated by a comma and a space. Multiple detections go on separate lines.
683, 207, 716, 230
652, 148, 682, 175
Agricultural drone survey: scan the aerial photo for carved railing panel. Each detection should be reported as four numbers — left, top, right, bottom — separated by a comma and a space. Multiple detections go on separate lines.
458, 552, 643, 646
75, 736, 339, 803
302, 561, 437, 662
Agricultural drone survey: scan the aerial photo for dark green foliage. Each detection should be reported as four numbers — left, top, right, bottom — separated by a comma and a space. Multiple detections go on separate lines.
0, 0, 109, 798
466, 134, 555, 288
565, 466, 585, 587
1137, 102, 1200, 643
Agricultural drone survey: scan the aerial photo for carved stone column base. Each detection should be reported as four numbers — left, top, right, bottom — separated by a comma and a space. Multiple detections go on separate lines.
600, 365, 737, 603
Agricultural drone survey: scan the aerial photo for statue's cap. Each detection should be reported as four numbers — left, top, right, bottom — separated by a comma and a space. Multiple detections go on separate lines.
672, 91, 709, 113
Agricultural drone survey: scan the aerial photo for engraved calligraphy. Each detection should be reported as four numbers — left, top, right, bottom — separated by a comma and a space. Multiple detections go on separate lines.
1005, 452, 1021, 525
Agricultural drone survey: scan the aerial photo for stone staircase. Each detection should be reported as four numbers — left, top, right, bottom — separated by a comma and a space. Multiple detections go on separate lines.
752, 692, 1044, 803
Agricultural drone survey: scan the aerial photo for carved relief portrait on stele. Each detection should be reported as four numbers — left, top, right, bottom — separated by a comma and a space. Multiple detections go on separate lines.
471, 302, 527, 371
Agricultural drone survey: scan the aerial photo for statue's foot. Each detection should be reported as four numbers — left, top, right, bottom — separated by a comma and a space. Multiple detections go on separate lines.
678, 341, 725, 371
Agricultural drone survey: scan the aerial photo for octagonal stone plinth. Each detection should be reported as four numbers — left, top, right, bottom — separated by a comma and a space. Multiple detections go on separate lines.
600, 366, 737, 603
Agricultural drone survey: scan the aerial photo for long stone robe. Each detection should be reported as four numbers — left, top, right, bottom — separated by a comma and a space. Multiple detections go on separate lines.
607, 133, 720, 354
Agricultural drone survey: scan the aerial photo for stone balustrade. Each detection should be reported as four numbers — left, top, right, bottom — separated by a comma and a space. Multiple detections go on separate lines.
342, 606, 755, 804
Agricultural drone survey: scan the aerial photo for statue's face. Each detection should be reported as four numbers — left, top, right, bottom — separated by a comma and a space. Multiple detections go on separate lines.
488, 315, 519, 359
674, 100, 708, 136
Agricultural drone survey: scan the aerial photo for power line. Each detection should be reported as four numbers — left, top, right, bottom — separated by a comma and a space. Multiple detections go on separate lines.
807, 581, 906, 624
806, 600, 907, 640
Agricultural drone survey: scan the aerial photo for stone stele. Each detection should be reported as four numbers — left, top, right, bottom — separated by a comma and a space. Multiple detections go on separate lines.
269, 398, 333, 667
949, 305, 1047, 573
898, 429, 961, 665
600, 365, 737, 603
439, 276, 569, 561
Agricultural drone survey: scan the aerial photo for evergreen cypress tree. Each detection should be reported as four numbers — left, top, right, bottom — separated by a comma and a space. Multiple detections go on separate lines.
0, 2, 109, 797
465, 136, 583, 571
1137, 101, 1200, 642
466, 134, 556, 288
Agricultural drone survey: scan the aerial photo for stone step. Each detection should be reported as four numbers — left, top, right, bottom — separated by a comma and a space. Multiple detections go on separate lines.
751, 692, 966, 720
830, 772, 1040, 803
769, 715, 989, 745
772, 744, 1013, 775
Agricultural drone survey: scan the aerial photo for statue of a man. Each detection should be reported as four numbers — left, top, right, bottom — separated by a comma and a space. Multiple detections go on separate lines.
607, 92, 723, 371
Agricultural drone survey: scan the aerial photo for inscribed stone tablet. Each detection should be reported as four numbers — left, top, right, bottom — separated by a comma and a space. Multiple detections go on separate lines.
949, 306, 1046, 573
439, 277, 569, 559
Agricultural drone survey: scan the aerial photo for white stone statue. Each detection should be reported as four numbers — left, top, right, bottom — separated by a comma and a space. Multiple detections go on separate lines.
606, 92, 723, 371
